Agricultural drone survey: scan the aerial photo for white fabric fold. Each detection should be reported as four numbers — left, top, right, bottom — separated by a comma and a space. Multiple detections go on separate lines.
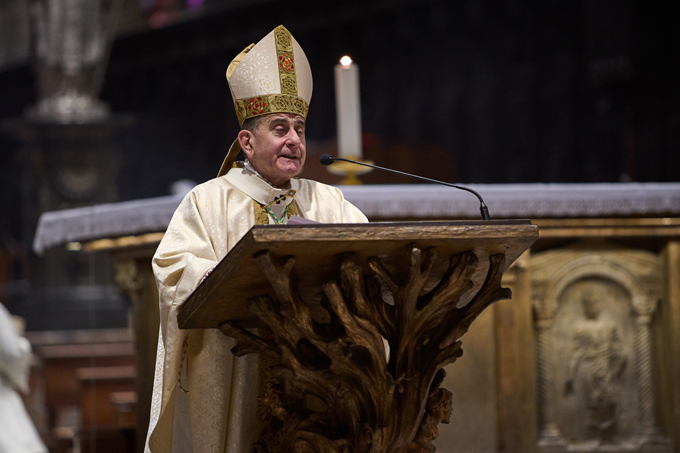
0, 304, 48, 453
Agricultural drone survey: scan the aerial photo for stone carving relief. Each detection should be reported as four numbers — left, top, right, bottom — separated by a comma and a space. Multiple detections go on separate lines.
531, 244, 673, 452
557, 280, 632, 446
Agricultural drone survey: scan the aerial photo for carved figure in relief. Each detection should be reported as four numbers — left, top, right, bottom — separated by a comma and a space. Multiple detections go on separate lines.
564, 288, 626, 444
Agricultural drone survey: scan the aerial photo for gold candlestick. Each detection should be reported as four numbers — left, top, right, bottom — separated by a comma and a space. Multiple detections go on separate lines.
324, 155, 373, 185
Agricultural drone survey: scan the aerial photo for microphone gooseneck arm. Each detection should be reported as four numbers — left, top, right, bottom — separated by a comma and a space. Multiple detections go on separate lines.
319, 154, 491, 221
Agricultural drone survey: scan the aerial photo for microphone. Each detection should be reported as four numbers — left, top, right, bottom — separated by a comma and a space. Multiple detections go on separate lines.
319, 154, 491, 221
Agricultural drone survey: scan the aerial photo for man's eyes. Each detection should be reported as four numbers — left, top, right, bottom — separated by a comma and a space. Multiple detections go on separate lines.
273, 126, 304, 135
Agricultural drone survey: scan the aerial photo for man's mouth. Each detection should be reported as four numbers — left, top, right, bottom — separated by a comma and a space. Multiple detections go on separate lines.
280, 154, 299, 160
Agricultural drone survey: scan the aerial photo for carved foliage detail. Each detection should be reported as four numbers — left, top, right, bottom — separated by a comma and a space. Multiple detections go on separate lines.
219, 246, 510, 453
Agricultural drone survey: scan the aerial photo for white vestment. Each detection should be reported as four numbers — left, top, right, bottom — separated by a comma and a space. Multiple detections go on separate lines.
0, 304, 48, 453
146, 167, 368, 452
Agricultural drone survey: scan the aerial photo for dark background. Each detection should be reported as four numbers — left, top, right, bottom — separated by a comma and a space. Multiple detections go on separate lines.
3, 0, 680, 205
104, 0, 680, 195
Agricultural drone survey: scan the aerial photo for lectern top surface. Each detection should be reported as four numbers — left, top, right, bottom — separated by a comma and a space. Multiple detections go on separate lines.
178, 220, 538, 329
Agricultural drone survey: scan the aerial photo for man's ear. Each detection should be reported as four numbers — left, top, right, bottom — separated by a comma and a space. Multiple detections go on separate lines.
238, 130, 255, 159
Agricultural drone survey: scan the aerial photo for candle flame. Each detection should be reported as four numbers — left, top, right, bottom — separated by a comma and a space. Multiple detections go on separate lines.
340, 56, 352, 68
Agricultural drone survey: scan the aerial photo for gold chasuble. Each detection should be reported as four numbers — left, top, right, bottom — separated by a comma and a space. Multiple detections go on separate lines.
146, 166, 368, 452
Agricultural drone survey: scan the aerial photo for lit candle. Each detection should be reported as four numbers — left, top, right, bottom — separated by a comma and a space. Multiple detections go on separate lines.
334, 56, 362, 158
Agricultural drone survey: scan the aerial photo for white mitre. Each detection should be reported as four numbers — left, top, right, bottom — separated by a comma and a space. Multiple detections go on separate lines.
218, 25, 313, 177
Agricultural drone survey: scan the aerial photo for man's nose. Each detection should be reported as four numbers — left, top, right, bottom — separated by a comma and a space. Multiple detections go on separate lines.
285, 129, 301, 146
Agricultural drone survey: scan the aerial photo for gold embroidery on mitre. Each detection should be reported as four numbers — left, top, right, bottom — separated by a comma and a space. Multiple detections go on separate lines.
236, 94, 308, 122
235, 101, 247, 125
275, 26, 297, 96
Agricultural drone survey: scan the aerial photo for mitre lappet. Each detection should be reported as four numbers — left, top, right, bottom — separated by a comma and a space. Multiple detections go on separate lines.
218, 25, 313, 177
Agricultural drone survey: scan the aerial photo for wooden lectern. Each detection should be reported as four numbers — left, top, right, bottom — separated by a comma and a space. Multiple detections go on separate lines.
178, 220, 538, 453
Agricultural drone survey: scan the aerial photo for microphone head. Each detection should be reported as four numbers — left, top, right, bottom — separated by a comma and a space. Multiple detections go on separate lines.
319, 154, 335, 166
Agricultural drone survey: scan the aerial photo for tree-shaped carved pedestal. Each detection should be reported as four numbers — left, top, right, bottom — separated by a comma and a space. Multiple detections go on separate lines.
219, 245, 511, 453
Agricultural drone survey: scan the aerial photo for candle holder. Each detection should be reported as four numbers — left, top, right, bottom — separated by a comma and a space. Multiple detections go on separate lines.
325, 155, 374, 185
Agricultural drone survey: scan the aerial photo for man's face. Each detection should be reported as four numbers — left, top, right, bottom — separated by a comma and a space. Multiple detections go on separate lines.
241, 113, 306, 187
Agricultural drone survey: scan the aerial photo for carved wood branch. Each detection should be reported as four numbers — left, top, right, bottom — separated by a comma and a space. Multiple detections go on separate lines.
340, 254, 395, 341
219, 246, 511, 452
218, 321, 280, 358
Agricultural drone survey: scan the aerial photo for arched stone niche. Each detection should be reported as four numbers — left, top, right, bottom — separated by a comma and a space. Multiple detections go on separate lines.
531, 243, 673, 452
